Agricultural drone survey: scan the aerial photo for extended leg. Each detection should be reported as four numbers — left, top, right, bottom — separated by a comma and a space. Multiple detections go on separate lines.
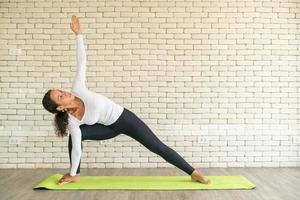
108, 108, 195, 175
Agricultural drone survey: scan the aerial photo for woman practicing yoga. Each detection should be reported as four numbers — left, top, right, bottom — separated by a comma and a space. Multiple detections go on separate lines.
42, 15, 210, 185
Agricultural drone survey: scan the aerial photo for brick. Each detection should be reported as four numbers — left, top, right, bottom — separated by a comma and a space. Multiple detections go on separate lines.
0, 0, 298, 170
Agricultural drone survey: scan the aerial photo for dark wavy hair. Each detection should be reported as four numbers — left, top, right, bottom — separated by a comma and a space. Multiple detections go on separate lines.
42, 89, 68, 137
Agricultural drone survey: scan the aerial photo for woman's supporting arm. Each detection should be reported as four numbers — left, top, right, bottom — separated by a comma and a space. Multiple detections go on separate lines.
68, 133, 82, 175
67, 123, 82, 176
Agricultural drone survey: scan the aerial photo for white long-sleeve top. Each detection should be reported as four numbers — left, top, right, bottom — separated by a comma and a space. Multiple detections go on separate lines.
67, 34, 124, 176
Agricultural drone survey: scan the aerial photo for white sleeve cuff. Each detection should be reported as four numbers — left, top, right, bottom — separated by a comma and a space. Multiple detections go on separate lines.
69, 171, 77, 176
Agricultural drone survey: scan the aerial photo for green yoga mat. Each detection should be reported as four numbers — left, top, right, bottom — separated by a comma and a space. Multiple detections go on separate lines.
33, 174, 256, 190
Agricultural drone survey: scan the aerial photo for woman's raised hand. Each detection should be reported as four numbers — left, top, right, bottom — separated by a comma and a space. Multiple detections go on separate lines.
70, 15, 81, 35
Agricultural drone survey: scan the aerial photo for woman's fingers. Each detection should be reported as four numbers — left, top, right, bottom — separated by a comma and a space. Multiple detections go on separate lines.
58, 181, 69, 185
71, 15, 77, 24
72, 15, 77, 21
71, 15, 79, 25
58, 178, 68, 184
58, 178, 72, 185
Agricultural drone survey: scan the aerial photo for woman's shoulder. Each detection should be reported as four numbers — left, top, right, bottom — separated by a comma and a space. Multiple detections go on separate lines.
67, 115, 79, 127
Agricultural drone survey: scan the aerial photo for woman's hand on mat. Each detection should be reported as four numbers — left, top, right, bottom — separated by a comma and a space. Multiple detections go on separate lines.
70, 15, 81, 35
58, 173, 80, 185
61, 172, 72, 180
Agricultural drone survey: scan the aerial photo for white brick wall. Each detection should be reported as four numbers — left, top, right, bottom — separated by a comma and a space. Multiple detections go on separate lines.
0, 0, 299, 172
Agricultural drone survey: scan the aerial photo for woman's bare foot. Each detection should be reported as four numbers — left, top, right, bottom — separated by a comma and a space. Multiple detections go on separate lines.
190, 169, 211, 184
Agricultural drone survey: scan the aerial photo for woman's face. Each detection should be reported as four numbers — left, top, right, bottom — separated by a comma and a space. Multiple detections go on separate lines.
50, 88, 75, 111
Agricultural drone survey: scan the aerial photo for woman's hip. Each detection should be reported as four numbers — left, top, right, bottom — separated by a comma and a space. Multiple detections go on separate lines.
107, 107, 145, 133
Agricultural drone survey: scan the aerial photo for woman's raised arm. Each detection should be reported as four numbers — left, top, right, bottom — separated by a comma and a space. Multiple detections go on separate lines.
70, 15, 86, 89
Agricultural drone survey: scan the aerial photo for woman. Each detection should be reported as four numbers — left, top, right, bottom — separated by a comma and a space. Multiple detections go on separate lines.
42, 15, 210, 185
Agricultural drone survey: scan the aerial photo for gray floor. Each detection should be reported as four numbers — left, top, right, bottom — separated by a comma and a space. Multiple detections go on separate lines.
0, 167, 299, 200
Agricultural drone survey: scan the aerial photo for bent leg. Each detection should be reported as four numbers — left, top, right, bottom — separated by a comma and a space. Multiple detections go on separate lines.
68, 123, 120, 174
80, 123, 120, 141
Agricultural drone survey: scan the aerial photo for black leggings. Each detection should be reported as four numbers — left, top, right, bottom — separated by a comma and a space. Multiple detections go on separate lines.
68, 107, 195, 175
